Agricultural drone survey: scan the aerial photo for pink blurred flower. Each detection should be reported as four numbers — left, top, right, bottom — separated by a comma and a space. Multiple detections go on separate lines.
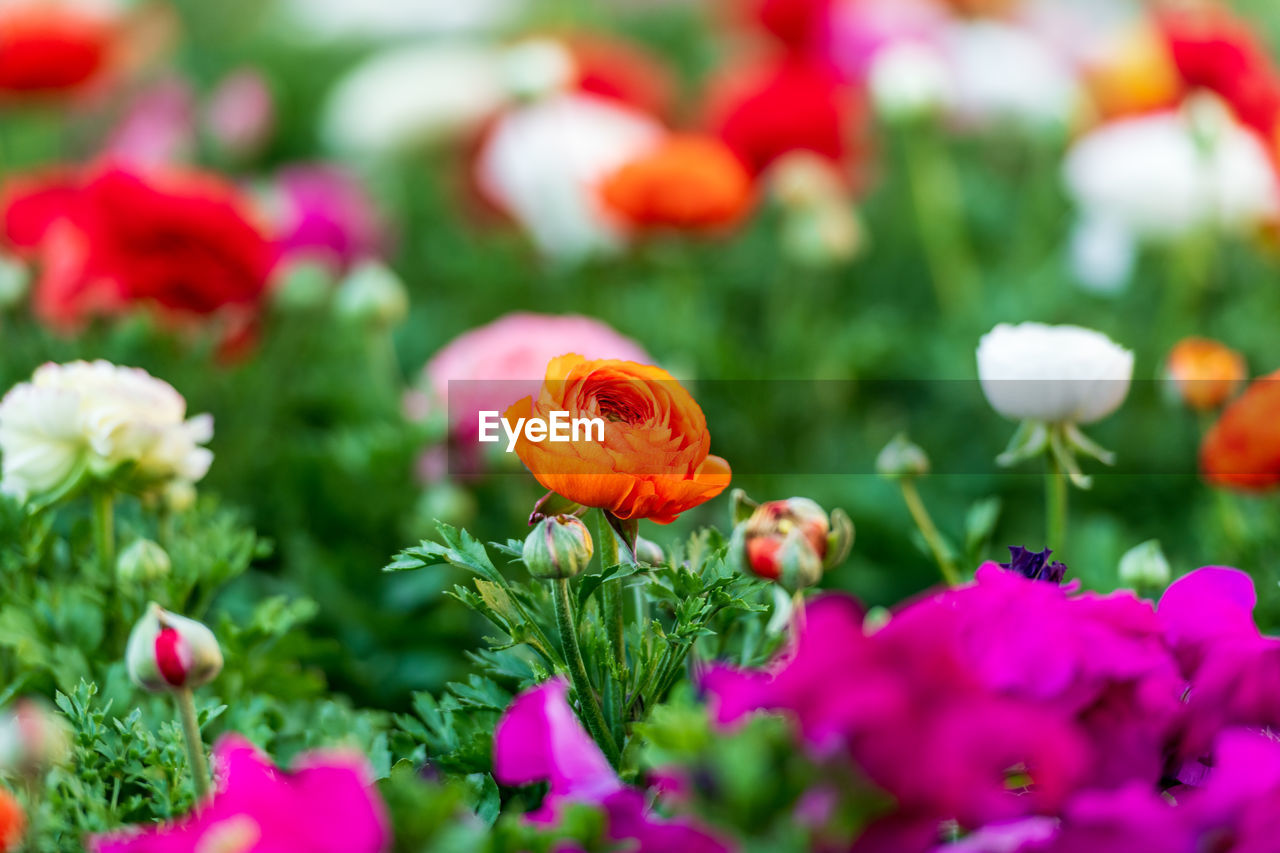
105, 79, 196, 167
206, 69, 275, 160
269, 164, 386, 272
90, 734, 389, 853
416, 312, 651, 445
494, 678, 731, 852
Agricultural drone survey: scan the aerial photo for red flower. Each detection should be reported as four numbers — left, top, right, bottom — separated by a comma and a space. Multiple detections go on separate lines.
1161, 7, 1280, 144
0, 2, 116, 96
1, 163, 274, 329
706, 58, 862, 176
568, 35, 675, 118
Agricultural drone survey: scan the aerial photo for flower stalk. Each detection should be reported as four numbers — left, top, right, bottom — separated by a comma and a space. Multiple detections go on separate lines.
898, 478, 960, 586
173, 687, 211, 801
550, 577, 621, 768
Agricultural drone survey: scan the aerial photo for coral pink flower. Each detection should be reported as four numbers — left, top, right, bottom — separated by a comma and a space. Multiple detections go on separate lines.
90, 735, 389, 853
413, 312, 651, 445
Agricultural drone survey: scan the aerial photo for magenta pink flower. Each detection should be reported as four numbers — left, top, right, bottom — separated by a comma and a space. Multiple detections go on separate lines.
90, 735, 389, 853
270, 164, 386, 272
413, 312, 651, 445
494, 677, 731, 852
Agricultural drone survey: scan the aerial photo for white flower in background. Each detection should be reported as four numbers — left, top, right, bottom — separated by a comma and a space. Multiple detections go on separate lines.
977, 323, 1133, 425
1063, 106, 1279, 242
322, 44, 509, 155
0, 361, 213, 503
868, 40, 951, 120
277, 0, 524, 40
1068, 216, 1137, 295
941, 21, 1081, 128
474, 93, 663, 261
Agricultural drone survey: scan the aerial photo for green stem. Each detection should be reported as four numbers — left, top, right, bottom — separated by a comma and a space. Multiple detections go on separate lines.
551, 578, 621, 767
1046, 441, 1069, 555
92, 490, 115, 581
899, 478, 961, 585
901, 122, 980, 314
174, 688, 211, 801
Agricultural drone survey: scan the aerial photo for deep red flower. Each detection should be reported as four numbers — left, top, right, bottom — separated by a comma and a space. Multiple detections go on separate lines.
706, 57, 863, 176
0, 2, 116, 96
1161, 7, 1280, 145
1, 163, 274, 329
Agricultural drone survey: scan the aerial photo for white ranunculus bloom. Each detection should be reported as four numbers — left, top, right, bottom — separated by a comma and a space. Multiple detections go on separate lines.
1063, 108, 1279, 241
868, 41, 951, 120
941, 21, 1081, 128
0, 361, 213, 503
322, 44, 509, 155
977, 323, 1134, 424
474, 93, 663, 261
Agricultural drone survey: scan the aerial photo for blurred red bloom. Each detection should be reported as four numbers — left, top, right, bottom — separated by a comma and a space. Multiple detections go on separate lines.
1200, 370, 1280, 491
1161, 7, 1280, 144
568, 35, 676, 118
1, 163, 274, 329
0, 2, 116, 96
750, 0, 833, 53
706, 58, 862, 176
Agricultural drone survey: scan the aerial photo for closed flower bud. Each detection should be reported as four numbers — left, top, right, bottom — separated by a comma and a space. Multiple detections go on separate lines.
876, 434, 931, 480
126, 604, 223, 692
117, 538, 172, 584
0, 252, 29, 310
731, 497, 852, 592
523, 515, 594, 580
0, 698, 70, 779
1165, 337, 1246, 412
335, 261, 409, 328
1117, 539, 1171, 589
634, 536, 664, 566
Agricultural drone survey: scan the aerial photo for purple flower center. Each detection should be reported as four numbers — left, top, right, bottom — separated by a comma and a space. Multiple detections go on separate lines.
999, 546, 1068, 584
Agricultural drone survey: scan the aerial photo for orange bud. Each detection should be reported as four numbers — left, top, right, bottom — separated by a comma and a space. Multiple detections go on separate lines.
1201, 369, 1280, 491
1165, 337, 1246, 411
1086, 22, 1181, 119
600, 135, 753, 230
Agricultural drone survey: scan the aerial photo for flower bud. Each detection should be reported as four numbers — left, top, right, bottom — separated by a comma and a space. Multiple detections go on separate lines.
0, 251, 29, 310
634, 536, 665, 566
335, 261, 409, 328
730, 497, 853, 592
0, 698, 70, 779
1118, 539, 1171, 589
126, 603, 223, 692
117, 538, 172, 584
270, 257, 336, 312
1165, 337, 1246, 412
523, 515, 594, 580
876, 433, 931, 480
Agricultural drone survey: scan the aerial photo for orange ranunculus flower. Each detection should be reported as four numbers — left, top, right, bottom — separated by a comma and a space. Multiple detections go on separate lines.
0, 788, 23, 852
600, 135, 753, 229
504, 355, 731, 523
1165, 337, 1246, 411
1201, 369, 1280, 491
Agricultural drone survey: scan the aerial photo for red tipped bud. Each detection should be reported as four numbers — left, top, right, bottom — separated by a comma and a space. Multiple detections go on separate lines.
126, 603, 223, 692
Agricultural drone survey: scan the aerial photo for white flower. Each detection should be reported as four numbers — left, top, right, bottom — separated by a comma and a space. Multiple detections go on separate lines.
977, 323, 1133, 424
1063, 106, 1279, 242
474, 93, 663, 261
941, 21, 1081, 128
277, 0, 524, 40
322, 44, 509, 155
0, 361, 213, 503
868, 41, 951, 120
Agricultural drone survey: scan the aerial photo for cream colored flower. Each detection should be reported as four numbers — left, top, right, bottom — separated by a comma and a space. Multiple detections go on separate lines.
0, 360, 212, 503
977, 323, 1133, 424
